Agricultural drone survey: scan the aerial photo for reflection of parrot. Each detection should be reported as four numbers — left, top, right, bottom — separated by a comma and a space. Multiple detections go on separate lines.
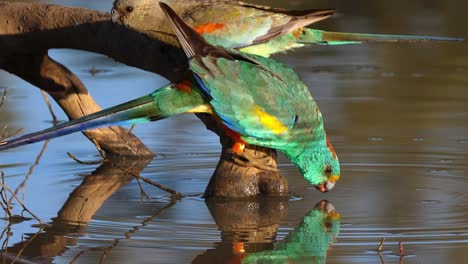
111, 0, 463, 57
0, 2, 342, 192
242, 200, 340, 264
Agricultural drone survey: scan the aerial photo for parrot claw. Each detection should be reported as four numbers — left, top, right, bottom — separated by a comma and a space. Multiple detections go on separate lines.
232, 150, 279, 172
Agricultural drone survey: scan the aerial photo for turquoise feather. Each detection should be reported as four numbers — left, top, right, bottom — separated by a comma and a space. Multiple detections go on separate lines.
242, 201, 340, 264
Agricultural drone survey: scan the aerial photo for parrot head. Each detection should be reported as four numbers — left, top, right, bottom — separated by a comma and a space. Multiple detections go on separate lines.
293, 139, 340, 193
111, 0, 159, 27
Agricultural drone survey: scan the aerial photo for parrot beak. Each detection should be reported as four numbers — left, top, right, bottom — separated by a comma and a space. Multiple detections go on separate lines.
315, 183, 328, 193
111, 8, 121, 23
314, 175, 339, 193
314, 200, 335, 213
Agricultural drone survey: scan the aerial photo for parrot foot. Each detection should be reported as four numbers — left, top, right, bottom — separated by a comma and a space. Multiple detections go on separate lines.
232, 151, 278, 172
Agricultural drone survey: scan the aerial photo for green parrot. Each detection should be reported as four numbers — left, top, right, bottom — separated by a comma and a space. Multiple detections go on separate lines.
0, 2, 342, 192
241, 200, 340, 264
111, 0, 463, 57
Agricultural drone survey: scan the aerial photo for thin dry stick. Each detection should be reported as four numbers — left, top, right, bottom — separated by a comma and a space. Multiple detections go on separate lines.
399, 242, 404, 255
377, 237, 385, 253
0, 172, 12, 218
111, 162, 182, 200
136, 179, 150, 202
0, 126, 23, 142
11, 140, 50, 203
67, 152, 103, 165
0, 88, 6, 110
67, 150, 180, 199
0, 178, 44, 225
40, 90, 58, 124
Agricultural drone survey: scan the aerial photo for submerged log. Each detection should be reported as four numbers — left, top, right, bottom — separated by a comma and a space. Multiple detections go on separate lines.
0, 2, 288, 197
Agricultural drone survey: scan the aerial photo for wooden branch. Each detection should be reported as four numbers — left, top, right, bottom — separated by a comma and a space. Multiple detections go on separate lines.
0, 2, 288, 197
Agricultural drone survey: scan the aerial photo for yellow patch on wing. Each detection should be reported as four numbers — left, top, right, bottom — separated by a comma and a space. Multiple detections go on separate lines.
187, 104, 213, 114
254, 106, 288, 134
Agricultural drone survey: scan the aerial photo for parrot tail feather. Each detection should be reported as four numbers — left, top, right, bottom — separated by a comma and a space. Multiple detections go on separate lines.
0, 83, 207, 151
299, 28, 465, 45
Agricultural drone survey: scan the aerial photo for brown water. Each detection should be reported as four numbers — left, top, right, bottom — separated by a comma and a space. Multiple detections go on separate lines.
0, 0, 467, 263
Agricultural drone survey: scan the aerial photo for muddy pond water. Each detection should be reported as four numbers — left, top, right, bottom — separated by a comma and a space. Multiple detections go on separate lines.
0, 0, 467, 263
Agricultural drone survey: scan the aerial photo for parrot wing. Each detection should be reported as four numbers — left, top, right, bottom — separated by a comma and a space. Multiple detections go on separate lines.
180, 1, 334, 48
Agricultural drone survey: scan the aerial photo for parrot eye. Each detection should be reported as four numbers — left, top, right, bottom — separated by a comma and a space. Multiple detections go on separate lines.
324, 165, 332, 176
125, 6, 134, 13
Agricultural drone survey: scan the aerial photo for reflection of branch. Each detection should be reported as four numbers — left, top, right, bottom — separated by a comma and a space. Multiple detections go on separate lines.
40, 90, 58, 124
6, 226, 44, 264
0, 173, 44, 225
70, 200, 177, 263
0, 224, 11, 264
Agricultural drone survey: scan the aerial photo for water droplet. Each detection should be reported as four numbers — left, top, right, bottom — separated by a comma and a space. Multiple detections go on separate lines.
412, 137, 424, 142
368, 137, 384, 142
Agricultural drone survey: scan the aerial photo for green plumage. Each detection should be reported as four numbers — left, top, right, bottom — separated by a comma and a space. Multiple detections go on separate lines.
242, 201, 340, 264
161, 2, 340, 189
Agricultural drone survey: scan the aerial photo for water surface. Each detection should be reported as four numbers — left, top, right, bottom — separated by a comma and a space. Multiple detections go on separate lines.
0, 0, 467, 263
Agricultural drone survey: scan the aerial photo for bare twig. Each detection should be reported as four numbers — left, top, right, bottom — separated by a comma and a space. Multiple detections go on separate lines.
0, 175, 44, 225
377, 237, 385, 264
0, 88, 6, 110
136, 179, 150, 202
11, 140, 50, 203
0, 126, 23, 142
111, 162, 182, 200
377, 237, 385, 253
40, 90, 58, 125
90, 137, 107, 160
129, 124, 137, 133
67, 150, 180, 199
0, 172, 12, 218
67, 152, 103, 165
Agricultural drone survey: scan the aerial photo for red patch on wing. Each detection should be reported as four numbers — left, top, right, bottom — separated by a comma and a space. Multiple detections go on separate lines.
174, 80, 192, 93
223, 125, 246, 154
193, 23, 225, 34
326, 137, 337, 159
293, 28, 304, 39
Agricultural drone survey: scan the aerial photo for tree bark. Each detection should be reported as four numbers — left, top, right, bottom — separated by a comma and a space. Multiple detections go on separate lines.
0, 2, 288, 197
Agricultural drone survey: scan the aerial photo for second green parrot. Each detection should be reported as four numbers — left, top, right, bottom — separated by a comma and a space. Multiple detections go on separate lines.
111, 0, 464, 57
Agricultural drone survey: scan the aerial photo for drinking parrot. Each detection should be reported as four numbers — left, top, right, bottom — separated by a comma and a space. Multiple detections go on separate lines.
0, 2, 342, 192
111, 0, 464, 57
